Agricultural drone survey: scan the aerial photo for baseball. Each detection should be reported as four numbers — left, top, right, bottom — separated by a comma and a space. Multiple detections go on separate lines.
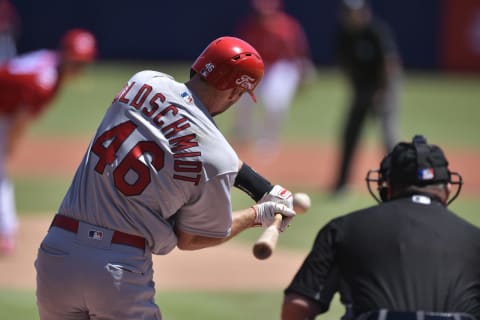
293, 192, 311, 214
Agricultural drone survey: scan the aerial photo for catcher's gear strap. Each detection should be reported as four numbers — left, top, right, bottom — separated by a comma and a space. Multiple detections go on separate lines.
234, 162, 273, 202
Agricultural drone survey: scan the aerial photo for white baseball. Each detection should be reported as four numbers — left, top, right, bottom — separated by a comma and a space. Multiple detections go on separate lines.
293, 192, 311, 214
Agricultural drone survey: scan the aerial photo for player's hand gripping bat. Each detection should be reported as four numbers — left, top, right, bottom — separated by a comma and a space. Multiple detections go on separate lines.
252, 192, 311, 260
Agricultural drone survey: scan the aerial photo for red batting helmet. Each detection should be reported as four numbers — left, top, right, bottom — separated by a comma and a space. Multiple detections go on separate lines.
191, 36, 264, 102
60, 29, 97, 63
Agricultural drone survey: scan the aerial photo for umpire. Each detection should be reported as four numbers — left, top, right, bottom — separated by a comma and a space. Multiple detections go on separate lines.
332, 0, 402, 194
281, 135, 480, 320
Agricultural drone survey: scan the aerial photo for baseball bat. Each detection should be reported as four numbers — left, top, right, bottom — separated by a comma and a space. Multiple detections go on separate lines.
252, 193, 310, 260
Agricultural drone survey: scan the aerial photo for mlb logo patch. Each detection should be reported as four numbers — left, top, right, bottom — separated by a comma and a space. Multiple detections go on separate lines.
181, 91, 193, 104
417, 168, 434, 180
88, 230, 104, 240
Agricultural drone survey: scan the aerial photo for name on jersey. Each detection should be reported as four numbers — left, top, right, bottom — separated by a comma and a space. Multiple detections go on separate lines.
114, 82, 202, 186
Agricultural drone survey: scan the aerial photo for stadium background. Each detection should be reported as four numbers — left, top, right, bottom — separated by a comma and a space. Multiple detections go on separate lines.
14, 0, 480, 72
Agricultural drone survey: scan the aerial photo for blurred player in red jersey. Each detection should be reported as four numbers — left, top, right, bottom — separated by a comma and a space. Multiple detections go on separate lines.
0, 28, 97, 255
233, 0, 315, 157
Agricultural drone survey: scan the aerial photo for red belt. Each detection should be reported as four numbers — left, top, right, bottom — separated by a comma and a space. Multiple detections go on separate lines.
51, 214, 146, 250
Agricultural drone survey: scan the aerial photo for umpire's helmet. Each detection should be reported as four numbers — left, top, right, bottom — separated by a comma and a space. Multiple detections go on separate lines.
60, 29, 97, 63
191, 36, 264, 102
366, 135, 463, 205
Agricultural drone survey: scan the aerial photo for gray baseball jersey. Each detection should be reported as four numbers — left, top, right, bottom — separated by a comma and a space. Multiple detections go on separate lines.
58, 70, 239, 254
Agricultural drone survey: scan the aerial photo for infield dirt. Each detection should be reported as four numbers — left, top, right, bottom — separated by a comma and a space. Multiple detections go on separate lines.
2, 136, 479, 290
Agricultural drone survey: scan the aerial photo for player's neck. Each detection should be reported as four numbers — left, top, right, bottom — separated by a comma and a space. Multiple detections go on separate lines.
185, 77, 226, 116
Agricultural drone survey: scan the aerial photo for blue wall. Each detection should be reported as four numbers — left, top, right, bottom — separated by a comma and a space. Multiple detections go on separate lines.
13, 0, 441, 69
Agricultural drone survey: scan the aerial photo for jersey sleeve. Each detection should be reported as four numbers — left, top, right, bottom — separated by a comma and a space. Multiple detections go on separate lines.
174, 172, 236, 238
0, 50, 59, 116
284, 218, 344, 312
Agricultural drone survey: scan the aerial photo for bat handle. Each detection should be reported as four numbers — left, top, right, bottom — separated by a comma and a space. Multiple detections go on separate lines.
271, 213, 283, 229
252, 213, 283, 260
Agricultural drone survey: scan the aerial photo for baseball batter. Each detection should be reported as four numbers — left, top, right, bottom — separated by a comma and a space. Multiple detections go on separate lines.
35, 36, 296, 319
0, 29, 97, 255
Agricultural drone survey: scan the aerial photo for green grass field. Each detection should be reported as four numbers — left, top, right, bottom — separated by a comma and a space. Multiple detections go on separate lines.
4, 61, 480, 319
29, 62, 480, 147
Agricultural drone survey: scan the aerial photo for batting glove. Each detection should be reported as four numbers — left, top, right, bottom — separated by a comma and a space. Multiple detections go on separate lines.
258, 185, 293, 210
252, 201, 296, 232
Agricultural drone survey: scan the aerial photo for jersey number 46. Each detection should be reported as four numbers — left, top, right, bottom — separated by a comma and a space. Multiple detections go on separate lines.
91, 120, 165, 196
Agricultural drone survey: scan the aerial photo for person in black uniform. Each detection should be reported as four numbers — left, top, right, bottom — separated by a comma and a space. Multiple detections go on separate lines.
333, 0, 403, 194
281, 134, 480, 320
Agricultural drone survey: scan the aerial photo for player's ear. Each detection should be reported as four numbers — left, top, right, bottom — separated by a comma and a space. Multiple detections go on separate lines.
228, 87, 245, 101
446, 183, 452, 195
379, 182, 391, 202
443, 183, 452, 205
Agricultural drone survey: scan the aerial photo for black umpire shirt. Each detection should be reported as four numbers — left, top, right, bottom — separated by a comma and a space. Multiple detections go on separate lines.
335, 19, 398, 87
285, 194, 480, 319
